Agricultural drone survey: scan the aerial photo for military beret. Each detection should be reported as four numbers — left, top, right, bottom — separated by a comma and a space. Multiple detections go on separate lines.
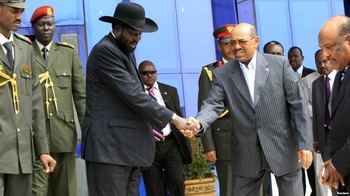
213, 24, 235, 43
30, 5, 54, 24
0, 0, 27, 8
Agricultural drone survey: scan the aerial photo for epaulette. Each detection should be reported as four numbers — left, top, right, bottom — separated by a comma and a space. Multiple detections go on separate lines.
14, 33, 32, 45
57, 42, 74, 49
202, 61, 218, 69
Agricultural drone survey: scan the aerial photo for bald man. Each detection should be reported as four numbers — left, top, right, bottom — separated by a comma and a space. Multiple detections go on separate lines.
318, 15, 350, 194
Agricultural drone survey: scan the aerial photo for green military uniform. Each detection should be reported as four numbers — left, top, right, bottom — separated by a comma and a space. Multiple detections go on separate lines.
0, 33, 49, 195
198, 60, 232, 196
32, 41, 85, 196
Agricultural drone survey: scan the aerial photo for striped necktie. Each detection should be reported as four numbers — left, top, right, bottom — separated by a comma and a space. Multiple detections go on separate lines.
147, 87, 164, 141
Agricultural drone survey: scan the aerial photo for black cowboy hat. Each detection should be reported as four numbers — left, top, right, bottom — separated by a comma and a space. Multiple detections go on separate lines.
99, 2, 158, 32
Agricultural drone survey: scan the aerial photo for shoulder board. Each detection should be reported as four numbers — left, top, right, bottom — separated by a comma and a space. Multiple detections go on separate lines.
57, 42, 74, 49
202, 61, 218, 69
14, 33, 32, 45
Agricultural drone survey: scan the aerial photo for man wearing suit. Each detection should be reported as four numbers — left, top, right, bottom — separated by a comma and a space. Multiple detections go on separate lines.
288, 45, 316, 194
184, 23, 313, 195
288, 46, 315, 78
30, 6, 86, 196
318, 15, 350, 193
138, 60, 192, 196
197, 24, 235, 196
81, 2, 193, 196
0, 1, 56, 195
311, 49, 336, 195
303, 49, 333, 196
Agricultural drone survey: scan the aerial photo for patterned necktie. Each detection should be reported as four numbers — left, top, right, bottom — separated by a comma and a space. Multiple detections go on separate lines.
324, 76, 331, 127
42, 47, 49, 65
147, 87, 164, 141
3, 42, 14, 70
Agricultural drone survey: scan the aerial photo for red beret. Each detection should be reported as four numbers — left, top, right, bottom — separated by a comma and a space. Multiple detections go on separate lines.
30, 6, 54, 24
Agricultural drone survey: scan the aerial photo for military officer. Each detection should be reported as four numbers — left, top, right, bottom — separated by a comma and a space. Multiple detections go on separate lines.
0, 1, 56, 196
30, 6, 86, 196
197, 24, 235, 196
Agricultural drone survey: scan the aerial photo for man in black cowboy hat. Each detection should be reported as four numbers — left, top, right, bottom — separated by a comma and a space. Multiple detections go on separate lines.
81, 2, 195, 195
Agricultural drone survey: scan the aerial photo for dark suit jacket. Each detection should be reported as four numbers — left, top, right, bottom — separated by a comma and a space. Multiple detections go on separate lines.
82, 33, 174, 167
196, 52, 311, 177
158, 82, 191, 164
312, 75, 330, 160
329, 69, 350, 190
198, 61, 231, 161
302, 66, 315, 78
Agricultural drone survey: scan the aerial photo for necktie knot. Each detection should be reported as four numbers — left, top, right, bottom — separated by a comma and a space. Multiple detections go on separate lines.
3, 42, 14, 69
3, 42, 12, 51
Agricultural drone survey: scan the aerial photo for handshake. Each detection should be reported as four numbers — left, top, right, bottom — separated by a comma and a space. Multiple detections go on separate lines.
171, 116, 201, 138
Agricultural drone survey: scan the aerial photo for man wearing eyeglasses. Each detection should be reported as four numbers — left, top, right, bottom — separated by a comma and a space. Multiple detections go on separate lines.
197, 24, 235, 196
183, 22, 313, 195
138, 60, 191, 196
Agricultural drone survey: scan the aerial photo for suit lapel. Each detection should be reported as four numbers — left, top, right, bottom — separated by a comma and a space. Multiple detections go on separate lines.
13, 37, 23, 71
332, 70, 349, 115
254, 54, 269, 106
32, 41, 46, 69
47, 43, 58, 70
158, 83, 169, 106
230, 60, 254, 108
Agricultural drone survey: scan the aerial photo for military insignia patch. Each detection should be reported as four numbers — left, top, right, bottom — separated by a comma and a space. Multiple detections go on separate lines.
21, 64, 31, 75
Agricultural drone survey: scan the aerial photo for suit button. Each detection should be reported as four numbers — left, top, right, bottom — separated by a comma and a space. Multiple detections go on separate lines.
49, 98, 52, 102
63, 73, 66, 76
217, 128, 221, 131
17, 128, 20, 133
49, 113, 53, 117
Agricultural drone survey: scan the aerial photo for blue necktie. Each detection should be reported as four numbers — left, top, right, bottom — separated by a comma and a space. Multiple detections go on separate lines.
147, 87, 164, 141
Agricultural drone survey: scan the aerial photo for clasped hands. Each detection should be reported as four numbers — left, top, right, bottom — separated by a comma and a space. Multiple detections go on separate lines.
172, 116, 200, 138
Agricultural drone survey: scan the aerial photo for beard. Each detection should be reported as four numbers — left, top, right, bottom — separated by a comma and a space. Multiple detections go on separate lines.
115, 28, 137, 54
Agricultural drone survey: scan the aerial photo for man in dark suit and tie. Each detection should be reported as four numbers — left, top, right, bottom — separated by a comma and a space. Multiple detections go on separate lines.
288, 46, 315, 78
184, 23, 313, 195
81, 2, 193, 196
138, 60, 192, 196
311, 49, 336, 195
318, 15, 350, 194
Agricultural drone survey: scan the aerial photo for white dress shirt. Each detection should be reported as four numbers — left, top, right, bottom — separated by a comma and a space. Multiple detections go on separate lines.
239, 51, 257, 104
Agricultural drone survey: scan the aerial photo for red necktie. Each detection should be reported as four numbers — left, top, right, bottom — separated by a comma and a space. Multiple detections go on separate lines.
147, 87, 164, 141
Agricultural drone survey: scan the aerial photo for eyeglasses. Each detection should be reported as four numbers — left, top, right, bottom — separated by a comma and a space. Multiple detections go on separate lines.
230, 37, 255, 46
140, 70, 157, 75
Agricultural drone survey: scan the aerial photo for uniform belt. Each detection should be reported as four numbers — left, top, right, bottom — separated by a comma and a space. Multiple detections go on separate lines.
156, 133, 173, 143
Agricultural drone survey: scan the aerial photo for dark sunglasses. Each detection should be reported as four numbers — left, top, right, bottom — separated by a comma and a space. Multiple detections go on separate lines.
140, 70, 157, 75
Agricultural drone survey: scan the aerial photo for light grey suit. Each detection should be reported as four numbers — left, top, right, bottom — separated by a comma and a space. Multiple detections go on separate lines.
196, 52, 311, 195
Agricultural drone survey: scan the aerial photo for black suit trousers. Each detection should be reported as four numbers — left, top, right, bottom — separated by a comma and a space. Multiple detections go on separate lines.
142, 135, 185, 196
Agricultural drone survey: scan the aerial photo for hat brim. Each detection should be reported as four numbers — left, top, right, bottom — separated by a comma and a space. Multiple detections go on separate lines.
99, 16, 158, 32
1, 2, 27, 8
